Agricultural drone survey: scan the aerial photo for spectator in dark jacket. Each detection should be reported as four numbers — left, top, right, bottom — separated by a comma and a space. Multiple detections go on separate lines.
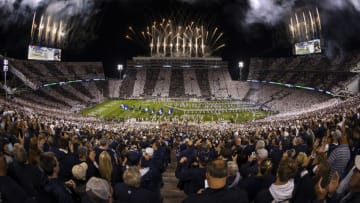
0, 153, 35, 203
140, 147, 162, 202
75, 146, 99, 181
269, 138, 283, 175
294, 136, 310, 156
49, 137, 79, 181
94, 137, 117, 165
7, 144, 44, 201
240, 159, 275, 202
39, 152, 75, 203
183, 159, 248, 203
114, 166, 157, 203
175, 154, 207, 195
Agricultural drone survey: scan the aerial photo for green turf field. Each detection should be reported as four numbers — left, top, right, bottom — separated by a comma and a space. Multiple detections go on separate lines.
81, 100, 271, 123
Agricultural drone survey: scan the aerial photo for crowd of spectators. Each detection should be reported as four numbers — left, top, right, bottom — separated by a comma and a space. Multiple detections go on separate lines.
0, 103, 171, 203
175, 96, 360, 203
8, 59, 105, 87
248, 55, 359, 93
117, 67, 250, 99
0, 92, 359, 202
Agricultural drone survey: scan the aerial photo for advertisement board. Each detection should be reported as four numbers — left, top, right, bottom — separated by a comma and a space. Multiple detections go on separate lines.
28, 45, 61, 61
294, 39, 321, 55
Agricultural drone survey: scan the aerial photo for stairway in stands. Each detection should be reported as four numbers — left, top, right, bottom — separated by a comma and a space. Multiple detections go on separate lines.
161, 151, 186, 203
119, 69, 137, 98
143, 69, 160, 96
169, 69, 185, 97
195, 69, 211, 97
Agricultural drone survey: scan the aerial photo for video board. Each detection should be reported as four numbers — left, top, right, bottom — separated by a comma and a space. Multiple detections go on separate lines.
294, 39, 321, 55
28, 45, 61, 61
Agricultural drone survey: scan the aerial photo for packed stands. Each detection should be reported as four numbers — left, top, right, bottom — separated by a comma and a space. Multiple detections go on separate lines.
132, 69, 147, 97
245, 83, 332, 113
195, 69, 211, 97
141, 69, 159, 96
248, 54, 359, 93
0, 88, 360, 202
2, 55, 358, 117
183, 69, 202, 97
107, 79, 121, 98
119, 69, 137, 98
1, 55, 360, 203
153, 69, 171, 97
8, 58, 105, 89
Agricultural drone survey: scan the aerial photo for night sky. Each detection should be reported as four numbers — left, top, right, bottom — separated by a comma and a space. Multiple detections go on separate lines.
0, 0, 360, 77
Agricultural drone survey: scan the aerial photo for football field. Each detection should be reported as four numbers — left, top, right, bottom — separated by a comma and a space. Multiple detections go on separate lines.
81, 100, 270, 123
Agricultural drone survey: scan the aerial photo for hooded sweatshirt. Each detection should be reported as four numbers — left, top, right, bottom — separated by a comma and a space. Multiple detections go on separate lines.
269, 179, 294, 203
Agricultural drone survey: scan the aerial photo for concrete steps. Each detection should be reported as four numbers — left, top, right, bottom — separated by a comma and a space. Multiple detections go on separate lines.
161, 151, 186, 203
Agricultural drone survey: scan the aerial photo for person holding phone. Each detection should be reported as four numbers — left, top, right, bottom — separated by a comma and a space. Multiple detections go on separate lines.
240, 148, 268, 178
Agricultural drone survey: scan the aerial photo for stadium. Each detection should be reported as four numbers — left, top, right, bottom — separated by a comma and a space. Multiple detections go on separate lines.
0, 0, 360, 203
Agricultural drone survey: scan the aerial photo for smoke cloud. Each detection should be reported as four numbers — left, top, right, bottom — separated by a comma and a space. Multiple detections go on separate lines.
0, 0, 107, 50
245, 0, 296, 26
172, 0, 224, 3
320, 0, 360, 12
0, 0, 103, 28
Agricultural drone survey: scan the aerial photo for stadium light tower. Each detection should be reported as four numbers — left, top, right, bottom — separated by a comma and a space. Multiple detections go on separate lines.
117, 64, 123, 79
3, 58, 8, 100
238, 61, 244, 80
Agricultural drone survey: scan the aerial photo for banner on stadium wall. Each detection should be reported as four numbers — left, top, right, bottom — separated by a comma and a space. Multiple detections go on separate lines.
294, 39, 321, 55
28, 45, 61, 61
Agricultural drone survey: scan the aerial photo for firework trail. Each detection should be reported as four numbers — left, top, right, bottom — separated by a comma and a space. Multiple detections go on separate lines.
289, 8, 322, 43
31, 13, 67, 48
126, 18, 225, 57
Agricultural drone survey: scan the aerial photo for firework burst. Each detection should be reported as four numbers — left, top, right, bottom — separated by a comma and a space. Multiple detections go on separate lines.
126, 18, 225, 58
288, 7, 322, 43
30, 12, 67, 48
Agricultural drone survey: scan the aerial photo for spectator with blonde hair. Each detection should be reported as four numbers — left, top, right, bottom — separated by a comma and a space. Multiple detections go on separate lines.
99, 151, 112, 183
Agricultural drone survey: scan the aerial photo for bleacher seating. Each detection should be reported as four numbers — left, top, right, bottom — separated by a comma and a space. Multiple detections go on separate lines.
183, 69, 202, 97
107, 79, 121, 98
8, 59, 105, 88
245, 83, 331, 113
143, 69, 160, 96
208, 69, 231, 98
132, 69, 147, 97
119, 69, 137, 98
4, 55, 358, 119
248, 54, 359, 92
153, 69, 171, 97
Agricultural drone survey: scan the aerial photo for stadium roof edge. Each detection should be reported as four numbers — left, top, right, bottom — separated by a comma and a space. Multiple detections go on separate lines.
132, 56, 223, 61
